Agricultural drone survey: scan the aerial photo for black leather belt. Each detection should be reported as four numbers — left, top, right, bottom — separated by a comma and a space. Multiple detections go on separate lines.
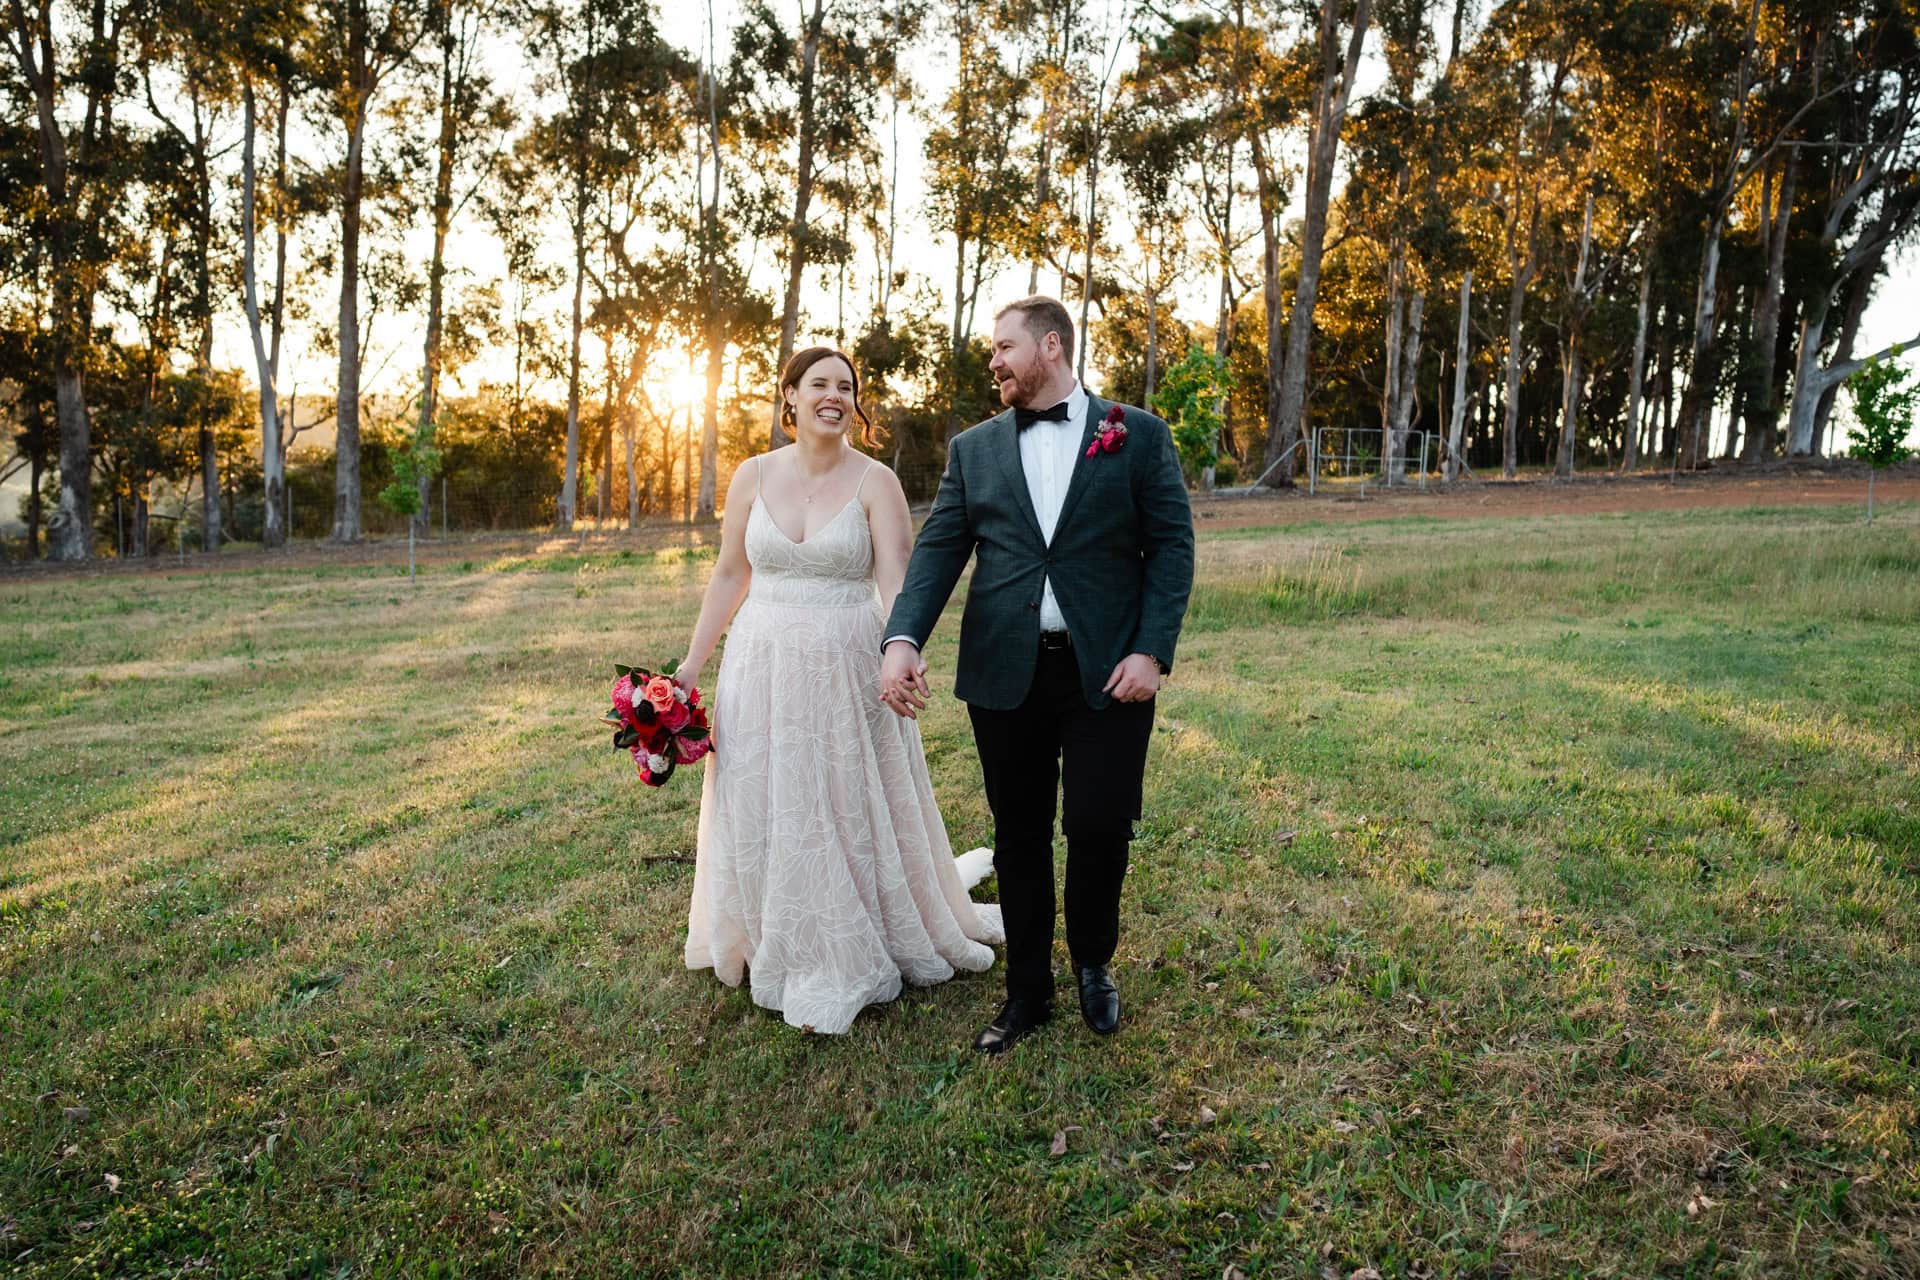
1038, 631, 1072, 651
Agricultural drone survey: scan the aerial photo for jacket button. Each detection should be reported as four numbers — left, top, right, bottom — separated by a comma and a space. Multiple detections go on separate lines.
1027, 601, 1039, 611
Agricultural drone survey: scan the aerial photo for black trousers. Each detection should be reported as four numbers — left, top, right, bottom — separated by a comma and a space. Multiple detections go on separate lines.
967, 643, 1156, 1004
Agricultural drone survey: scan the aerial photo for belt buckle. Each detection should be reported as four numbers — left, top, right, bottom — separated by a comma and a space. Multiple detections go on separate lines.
1039, 630, 1071, 651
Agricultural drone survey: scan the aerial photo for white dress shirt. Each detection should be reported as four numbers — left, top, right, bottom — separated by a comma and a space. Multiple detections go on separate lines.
1019, 382, 1088, 633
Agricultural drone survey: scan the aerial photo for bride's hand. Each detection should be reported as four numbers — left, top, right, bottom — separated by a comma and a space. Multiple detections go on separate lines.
672, 664, 701, 697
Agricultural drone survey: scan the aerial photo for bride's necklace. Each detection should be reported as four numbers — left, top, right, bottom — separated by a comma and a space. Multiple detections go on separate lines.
795, 451, 848, 504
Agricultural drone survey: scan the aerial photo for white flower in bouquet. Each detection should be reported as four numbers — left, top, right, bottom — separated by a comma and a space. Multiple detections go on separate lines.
647, 753, 670, 774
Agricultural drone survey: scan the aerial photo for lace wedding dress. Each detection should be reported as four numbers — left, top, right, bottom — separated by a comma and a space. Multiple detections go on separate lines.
684, 476, 1004, 1033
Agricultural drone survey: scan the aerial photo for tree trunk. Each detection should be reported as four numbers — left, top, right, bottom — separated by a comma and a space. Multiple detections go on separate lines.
1499, 206, 1537, 478
1555, 194, 1593, 479
625, 406, 638, 526
1811, 259, 1877, 453
771, 0, 827, 449
1784, 294, 1829, 455
333, 94, 367, 542
1446, 270, 1471, 481
13, 0, 101, 561
1381, 240, 1404, 462
1251, 126, 1284, 476
1621, 255, 1651, 472
241, 80, 287, 548
1389, 289, 1423, 484
188, 92, 219, 553
1143, 288, 1160, 404
1264, 0, 1373, 486
558, 174, 588, 531
1740, 150, 1795, 461
416, 3, 457, 538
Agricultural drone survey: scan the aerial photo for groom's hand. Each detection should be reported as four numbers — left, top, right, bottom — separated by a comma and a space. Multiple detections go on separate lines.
1104, 653, 1162, 703
880, 640, 930, 719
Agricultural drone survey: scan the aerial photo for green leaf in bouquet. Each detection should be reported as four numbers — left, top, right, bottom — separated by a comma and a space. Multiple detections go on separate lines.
600, 714, 624, 728
614, 664, 633, 678
662, 656, 680, 676
613, 727, 639, 749
679, 726, 709, 742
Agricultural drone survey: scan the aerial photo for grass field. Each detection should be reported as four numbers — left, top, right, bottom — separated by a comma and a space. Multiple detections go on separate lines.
3, 500, 1917, 1278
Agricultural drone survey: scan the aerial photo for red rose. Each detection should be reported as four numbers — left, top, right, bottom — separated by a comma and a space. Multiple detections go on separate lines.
660, 699, 691, 732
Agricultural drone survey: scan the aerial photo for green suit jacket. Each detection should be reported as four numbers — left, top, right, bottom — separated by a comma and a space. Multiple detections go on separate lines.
885, 397, 1196, 711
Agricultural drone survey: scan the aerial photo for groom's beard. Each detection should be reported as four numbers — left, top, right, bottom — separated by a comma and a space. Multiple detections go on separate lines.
996, 359, 1046, 408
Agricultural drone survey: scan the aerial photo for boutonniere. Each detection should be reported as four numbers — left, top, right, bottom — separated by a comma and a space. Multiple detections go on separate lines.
1087, 405, 1128, 458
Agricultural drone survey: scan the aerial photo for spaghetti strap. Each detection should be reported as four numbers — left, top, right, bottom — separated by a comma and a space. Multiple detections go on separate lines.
852, 456, 880, 503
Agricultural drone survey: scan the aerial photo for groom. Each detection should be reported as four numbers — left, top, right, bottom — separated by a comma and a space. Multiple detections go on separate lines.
880, 295, 1194, 1054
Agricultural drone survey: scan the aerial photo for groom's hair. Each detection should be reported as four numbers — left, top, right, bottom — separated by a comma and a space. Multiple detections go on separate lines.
995, 296, 1075, 364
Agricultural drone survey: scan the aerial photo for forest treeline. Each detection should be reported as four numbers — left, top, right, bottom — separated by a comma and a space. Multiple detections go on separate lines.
3, 0, 1916, 558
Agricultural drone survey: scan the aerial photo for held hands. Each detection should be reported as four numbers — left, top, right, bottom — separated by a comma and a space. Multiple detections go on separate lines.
879, 640, 931, 719
1103, 653, 1162, 703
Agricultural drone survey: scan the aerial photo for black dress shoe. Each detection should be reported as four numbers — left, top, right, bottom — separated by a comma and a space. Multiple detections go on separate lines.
1075, 964, 1120, 1035
972, 997, 1053, 1055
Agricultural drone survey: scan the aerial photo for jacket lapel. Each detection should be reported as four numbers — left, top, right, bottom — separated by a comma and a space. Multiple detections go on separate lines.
1049, 395, 1108, 547
985, 411, 1046, 547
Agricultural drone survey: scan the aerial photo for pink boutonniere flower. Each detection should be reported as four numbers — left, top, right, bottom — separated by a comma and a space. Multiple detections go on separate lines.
1087, 405, 1128, 458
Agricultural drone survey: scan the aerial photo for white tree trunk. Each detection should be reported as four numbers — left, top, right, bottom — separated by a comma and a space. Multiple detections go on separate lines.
1621, 257, 1651, 472
241, 80, 285, 548
1388, 290, 1423, 483
1446, 271, 1471, 481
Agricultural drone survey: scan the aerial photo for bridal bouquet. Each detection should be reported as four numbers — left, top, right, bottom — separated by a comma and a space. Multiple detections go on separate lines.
604, 663, 712, 786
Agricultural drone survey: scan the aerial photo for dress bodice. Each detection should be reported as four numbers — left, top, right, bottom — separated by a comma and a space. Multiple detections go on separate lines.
744, 495, 878, 609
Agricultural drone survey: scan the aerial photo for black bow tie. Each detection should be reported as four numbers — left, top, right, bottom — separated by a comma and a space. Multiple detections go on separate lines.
1014, 401, 1072, 431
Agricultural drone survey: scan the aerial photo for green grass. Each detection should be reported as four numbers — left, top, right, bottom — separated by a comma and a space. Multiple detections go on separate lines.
3, 502, 1917, 1278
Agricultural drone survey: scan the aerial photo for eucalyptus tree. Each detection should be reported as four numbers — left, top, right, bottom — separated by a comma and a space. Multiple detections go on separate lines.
2, 0, 142, 558
312, 0, 426, 541
1262, 0, 1374, 486
730, 0, 898, 447
405, 0, 509, 536
236, 0, 309, 547
142, 0, 246, 550
1107, 22, 1207, 405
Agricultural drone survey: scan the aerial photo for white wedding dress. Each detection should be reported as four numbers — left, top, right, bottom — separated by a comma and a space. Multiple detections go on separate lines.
684, 479, 1004, 1033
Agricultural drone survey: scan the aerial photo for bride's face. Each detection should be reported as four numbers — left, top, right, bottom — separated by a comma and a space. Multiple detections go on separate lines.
785, 357, 858, 440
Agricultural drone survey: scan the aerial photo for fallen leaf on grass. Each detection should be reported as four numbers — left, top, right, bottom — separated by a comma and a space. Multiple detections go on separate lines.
1172, 1159, 1195, 1172
1223, 1267, 1247, 1280
62, 1107, 91, 1124
1276, 829, 1299, 845
1686, 1188, 1717, 1216
1197, 1104, 1218, 1127
1351, 1268, 1384, 1280
1049, 1125, 1082, 1156
102, 1174, 120, 1194
1331, 1119, 1358, 1133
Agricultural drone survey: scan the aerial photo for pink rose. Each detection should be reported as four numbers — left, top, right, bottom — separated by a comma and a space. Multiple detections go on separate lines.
643, 675, 676, 713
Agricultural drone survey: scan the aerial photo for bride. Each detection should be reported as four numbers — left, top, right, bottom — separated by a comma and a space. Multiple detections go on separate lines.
672, 346, 1003, 1033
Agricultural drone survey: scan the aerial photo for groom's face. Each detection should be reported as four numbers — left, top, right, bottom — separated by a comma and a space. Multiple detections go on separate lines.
990, 314, 1055, 408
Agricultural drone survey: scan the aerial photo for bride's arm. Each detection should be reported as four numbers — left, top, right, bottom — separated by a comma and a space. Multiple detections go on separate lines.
866, 464, 915, 620
675, 458, 758, 692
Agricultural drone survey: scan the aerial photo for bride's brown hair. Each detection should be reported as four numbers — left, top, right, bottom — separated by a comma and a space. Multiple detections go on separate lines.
780, 347, 883, 449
